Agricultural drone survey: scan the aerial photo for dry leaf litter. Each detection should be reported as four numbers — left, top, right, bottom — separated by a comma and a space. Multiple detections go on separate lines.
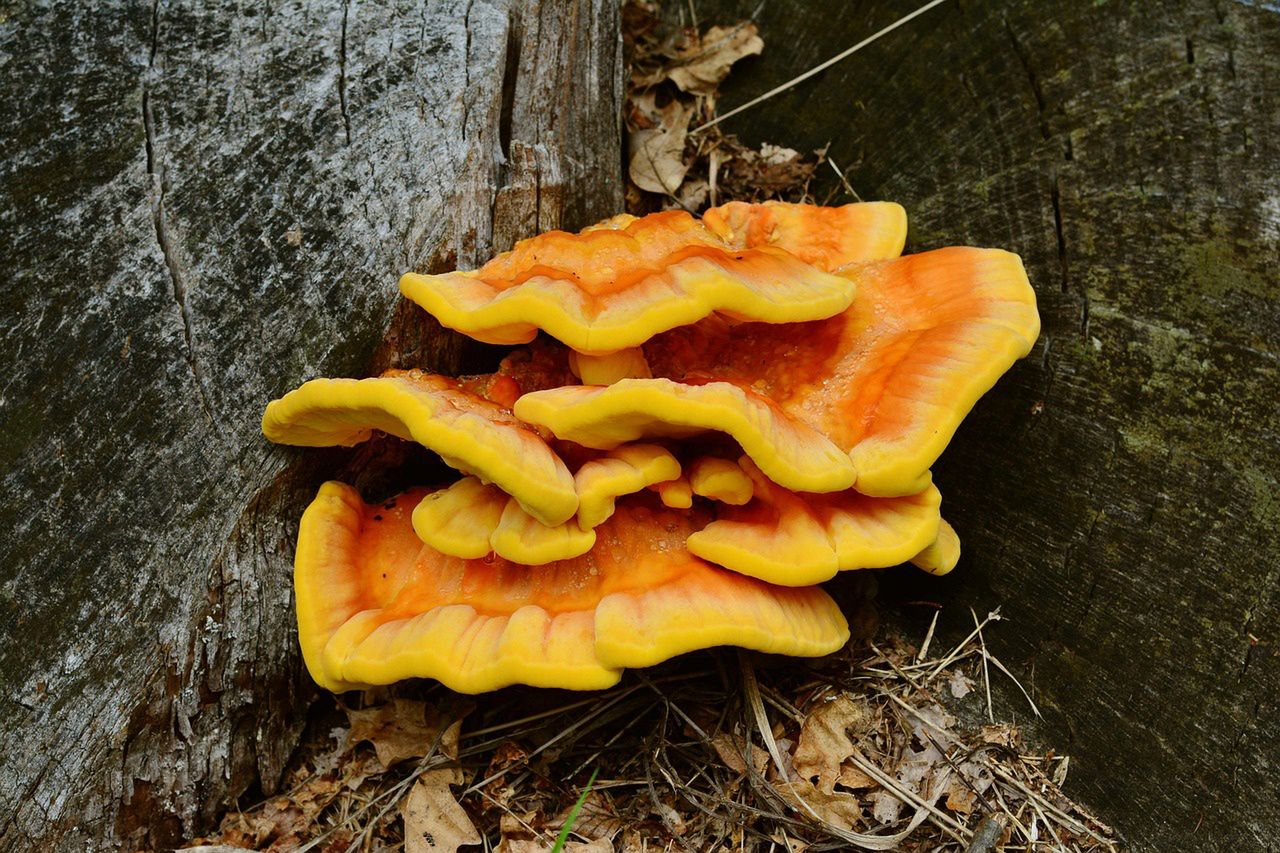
184, 5, 1118, 851
623, 0, 838, 215
183, 597, 1116, 852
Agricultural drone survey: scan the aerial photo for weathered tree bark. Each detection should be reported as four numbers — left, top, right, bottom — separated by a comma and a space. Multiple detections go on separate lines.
690, 0, 1279, 849
0, 1, 622, 849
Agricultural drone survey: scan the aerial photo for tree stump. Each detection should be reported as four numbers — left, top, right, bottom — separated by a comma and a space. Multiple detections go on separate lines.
690, 0, 1279, 848
0, 2, 622, 849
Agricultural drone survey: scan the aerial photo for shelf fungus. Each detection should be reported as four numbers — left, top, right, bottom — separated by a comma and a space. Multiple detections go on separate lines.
910, 519, 962, 577
397, 207, 895, 355
685, 459, 945, 586
412, 444, 682, 565
296, 482, 849, 693
262, 369, 578, 525
519, 246, 1039, 498
701, 199, 907, 271
269, 201, 1038, 694
687, 456, 754, 505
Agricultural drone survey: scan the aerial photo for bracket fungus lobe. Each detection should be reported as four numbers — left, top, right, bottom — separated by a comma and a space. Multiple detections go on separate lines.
412, 445, 683, 565
398, 208, 878, 355
911, 519, 962, 576
685, 459, 944, 586
701, 199, 908, 271
687, 456, 754, 505
262, 370, 577, 525
297, 482, 849, 693
513, 378, 859, 493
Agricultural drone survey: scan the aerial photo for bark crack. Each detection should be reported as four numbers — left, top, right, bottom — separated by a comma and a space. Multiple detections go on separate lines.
1004, 17, 1050, 141
1050, 173, 1069, 294
460, 0, 475, 140
338, 0, 352, 145
143, 0, 215, 423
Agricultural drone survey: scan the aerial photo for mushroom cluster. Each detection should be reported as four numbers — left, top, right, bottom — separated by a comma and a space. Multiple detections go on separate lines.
263, 201, 1039, 693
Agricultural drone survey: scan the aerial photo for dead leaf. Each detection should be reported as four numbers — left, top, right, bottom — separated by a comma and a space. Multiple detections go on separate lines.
769, 833, 810, 853
710, 731, 768, 776
565, 841, 614, 853
339, 751, 381, 791
948, 668, 976, 699
869, 789, 905, 825
346, 699, 452, 770
552, 789, 623, 841
910, 703, 958, 744
499, 840, 613, 853
653, 800, 687, 835
628, 100, 692, 195
836, 763, 877, 790
402, 766, 482, 853
981, 723, 1019, 747
943, 759, 994, 815
945, 782, 979, 815
480, 740, 531, 812
792, 695, 872, 793
776, 776, 864, 830
666, 23, 764, 95
668, 177, 709, 211
758, 143, 800, 165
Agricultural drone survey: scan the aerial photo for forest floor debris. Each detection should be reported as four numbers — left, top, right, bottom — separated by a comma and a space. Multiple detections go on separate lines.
623, 0, 837, 214
183, 602, 1117, 852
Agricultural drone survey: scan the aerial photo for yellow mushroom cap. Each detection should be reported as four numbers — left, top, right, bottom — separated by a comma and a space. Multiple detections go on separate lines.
687, 456, 754, 505
568, 348, 653, 384
513, 378, 858, 494
652, 475, 694, 509
489, 499, 598, 566
413, 477, 597, 566
574, 444, 682, 529
410, 478, 508, 559
398, 210, 860, 355
911, 519, 961, 576
514, 250, 1036, 499
685, 459, 944, 586
262, 370, 578, 526
296, 482, 850, 693
412, 445, 682, 565
701, 200, 908, 271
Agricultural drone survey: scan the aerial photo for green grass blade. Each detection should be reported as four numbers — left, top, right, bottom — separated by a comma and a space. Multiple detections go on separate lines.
551, 767, 600, 852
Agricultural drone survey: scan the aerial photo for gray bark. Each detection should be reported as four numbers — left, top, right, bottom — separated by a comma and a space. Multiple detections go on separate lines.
0, 1, 622, 849
688, 0, 1280, 849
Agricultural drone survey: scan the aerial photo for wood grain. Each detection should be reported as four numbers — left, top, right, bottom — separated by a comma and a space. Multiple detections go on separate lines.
686, 0, 1279, 848
0, 1, 622, 848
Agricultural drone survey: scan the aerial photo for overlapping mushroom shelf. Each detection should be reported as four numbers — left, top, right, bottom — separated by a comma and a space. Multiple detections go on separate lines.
263, 200, 1039, 694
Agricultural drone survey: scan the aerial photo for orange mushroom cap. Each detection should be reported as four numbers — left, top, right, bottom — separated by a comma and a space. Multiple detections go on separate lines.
296, 482, 850, 693
398, 209, 883, 355
262, 369, 577, 525
517, 247, 1039, 497
701, 200, 907, 271
685, 459, 944, 586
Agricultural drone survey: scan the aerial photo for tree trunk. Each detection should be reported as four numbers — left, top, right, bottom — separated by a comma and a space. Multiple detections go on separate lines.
0, 1, 622, 849
689, 0, 1279, 849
